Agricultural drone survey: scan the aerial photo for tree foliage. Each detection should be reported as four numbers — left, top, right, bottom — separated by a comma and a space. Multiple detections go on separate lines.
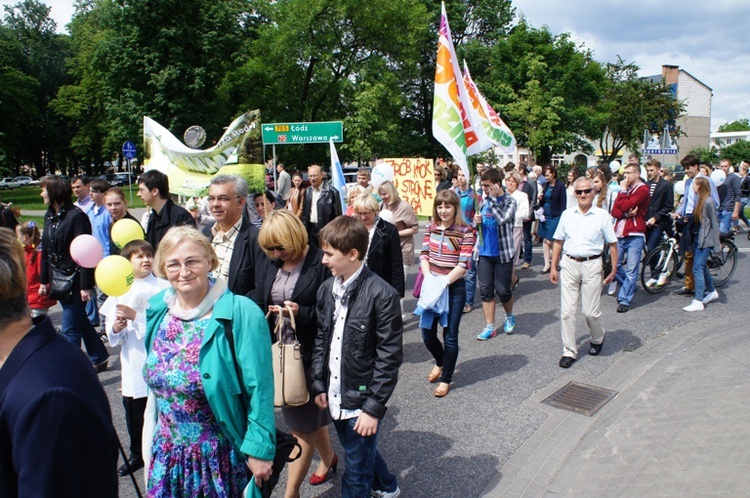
720, 140, 750, 166
687, 145, 720, 165
0, 0, 703, 176
717, 119, 750, 133
592, 57, 685, 164
477, 20, 606, 165
1, 0, 69, 176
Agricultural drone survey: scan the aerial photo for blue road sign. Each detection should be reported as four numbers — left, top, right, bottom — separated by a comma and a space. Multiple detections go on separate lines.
122, 141, 137, 160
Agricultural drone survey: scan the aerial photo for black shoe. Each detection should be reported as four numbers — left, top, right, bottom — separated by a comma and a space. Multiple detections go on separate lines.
118, 456, 144, 476
589, 341, 604, 356
559, 356, 576, 368
616, 304, 630, 313
93, 360, 108, 373
672, 287, 694, 296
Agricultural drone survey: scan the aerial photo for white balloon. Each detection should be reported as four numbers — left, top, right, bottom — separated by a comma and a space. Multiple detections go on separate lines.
609, 160, 620, 173
710, 169, 726, 187
379, 209, 394, 223
371, 163, 395, 189
674, 180, 685, 196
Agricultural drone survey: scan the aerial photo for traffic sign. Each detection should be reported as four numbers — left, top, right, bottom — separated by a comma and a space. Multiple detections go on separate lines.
262, 121, 343, 145
122, 141, 137, 159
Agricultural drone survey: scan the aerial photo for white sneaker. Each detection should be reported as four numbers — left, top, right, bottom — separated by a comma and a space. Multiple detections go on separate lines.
683, 299, 704, 312
372, 487, 401, 498
701, 290, 719, 305
607, 282, 617, 296
656, 272, 670, 286
645, 278, 658, 288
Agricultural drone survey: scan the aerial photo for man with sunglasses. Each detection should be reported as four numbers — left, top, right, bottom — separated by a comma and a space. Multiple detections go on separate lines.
610, 164, 650, 313
201, 174, 262, 297
550, 177, 617, 368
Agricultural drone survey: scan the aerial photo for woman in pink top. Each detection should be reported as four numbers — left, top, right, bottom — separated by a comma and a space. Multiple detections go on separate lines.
419, 189, 475, 398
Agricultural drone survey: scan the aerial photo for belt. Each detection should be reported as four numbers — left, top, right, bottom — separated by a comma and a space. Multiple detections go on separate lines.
566, 253, 602, 262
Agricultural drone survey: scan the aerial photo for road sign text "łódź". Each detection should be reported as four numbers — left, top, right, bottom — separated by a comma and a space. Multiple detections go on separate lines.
262, 122, 343, 145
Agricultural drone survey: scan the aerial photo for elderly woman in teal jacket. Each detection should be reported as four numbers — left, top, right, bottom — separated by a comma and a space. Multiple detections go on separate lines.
142, 226, 275, 498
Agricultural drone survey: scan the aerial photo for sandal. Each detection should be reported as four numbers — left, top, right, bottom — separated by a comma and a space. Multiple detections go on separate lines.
428, 366, 443, 383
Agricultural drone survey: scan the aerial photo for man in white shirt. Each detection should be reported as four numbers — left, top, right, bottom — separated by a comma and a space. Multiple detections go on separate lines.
276, 162, 291, 202
550, 177, 618, 368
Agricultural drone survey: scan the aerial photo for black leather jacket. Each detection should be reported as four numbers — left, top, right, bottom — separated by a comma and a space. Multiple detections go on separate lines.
311, 267, 403, 419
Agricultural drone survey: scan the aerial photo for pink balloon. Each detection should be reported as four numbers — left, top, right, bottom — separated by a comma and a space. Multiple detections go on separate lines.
70, 234, 104, 268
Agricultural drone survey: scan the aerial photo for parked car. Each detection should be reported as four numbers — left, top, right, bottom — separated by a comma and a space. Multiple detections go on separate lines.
97, 173, 127, 187
0, 177, 21, 190
13, 176, 33, 186
115, 172, 137, 186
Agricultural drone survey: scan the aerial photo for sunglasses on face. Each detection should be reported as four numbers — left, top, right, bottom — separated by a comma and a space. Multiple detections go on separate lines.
574, 188, 593, 195
265, 246, 285, 252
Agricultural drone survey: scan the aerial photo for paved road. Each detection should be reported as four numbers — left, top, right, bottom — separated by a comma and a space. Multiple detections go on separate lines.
46, 228, 749, 498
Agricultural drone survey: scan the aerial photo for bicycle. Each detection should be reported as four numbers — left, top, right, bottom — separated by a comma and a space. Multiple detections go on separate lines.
708, 231, 738, 287
640, 233, 683, 294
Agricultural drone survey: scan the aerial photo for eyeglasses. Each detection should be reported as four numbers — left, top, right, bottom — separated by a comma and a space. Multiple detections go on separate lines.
207, 195, 241, 203
574, 189, 593, 195
164, 258, 205, 273
265, 246, 285, 252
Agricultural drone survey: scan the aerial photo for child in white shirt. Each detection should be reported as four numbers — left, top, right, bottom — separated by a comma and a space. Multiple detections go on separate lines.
100, 240, 169, 476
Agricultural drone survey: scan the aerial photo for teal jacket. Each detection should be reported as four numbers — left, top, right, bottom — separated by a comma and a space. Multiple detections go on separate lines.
145, 288, 276, 461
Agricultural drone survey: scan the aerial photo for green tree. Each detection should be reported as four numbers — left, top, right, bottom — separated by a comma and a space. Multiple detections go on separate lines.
717, 119, 750, 133
480, 20, 606, 165
687, 145, 720, 165
2, 0, 70, 177
56, 0, 250, 169
221, 0, 430, 167
720, 140, 750, 166
592, 58, 685, 164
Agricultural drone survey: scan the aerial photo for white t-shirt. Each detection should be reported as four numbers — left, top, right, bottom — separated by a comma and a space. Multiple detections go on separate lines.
101, 274, 170, 398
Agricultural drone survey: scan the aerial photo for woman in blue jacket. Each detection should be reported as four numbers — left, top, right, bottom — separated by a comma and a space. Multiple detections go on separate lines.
143, 226, 275, 498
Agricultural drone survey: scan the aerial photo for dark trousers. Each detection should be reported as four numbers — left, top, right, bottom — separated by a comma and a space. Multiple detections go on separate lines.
421, 279, 465, 384
522, 220, 533, 263
333, 418, 397, 498
123, 396, 147, 458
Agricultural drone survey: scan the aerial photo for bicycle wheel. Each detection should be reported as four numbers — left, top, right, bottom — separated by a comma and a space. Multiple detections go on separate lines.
640, 244, 677, 294
709, 242, 737, 287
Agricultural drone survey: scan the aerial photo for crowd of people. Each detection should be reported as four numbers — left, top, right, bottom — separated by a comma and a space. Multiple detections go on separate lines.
0, 152, 744, 497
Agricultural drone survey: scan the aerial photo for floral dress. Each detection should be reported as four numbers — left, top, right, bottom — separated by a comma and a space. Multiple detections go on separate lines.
143, 314, 250, 497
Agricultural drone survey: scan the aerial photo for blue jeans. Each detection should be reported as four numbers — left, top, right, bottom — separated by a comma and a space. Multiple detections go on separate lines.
615, 236, 645, 306
718, 210, 733, 233
522, 220, 533, 263
464, 263, 477, 306
85, 294, 99, 327
692, 245, 715, 301
422, 280, 465, 384
60, 291, 109, 365
333, 418, 397, 498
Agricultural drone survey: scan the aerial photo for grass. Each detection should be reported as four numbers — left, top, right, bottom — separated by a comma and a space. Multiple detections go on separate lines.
0, 185, 146, 213
2, 185, 146, 230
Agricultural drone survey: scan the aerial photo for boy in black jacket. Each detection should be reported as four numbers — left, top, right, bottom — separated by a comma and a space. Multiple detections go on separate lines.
311, 216, 403, 498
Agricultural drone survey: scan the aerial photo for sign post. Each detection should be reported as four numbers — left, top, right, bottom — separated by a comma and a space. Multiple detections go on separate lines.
122, 141, 137, 204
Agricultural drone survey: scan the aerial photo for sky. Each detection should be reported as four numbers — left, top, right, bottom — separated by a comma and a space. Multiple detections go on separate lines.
3, 0, 748, 131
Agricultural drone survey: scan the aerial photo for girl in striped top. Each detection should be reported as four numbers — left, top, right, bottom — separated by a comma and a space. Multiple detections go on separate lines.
420, 189, 476, 397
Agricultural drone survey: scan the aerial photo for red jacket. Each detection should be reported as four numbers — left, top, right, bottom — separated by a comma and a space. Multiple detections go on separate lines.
24, 245, 57, 310
611, 182, 650, 236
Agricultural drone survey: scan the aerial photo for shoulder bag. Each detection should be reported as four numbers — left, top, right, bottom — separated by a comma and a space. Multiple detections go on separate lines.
49, 264, 78, 300
266, 307, 310, 407
222, 319, 302, 498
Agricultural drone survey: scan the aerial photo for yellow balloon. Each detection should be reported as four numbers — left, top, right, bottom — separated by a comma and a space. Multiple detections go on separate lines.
111, 218, 144, 249
95, 255, 135, 297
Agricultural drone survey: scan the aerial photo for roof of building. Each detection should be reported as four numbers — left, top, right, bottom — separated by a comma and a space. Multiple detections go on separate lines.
644, 68, 713, 92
